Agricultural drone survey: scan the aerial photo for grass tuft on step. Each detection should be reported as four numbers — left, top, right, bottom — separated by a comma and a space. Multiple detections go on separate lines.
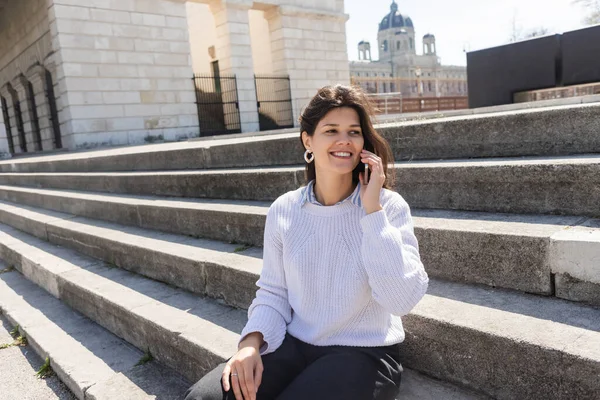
0, 266, 14, 274
14, 335, 27, 346
234, 244, 253, 253
1, 327, 27, 349
135, 348, 154, 366
9, 324, 19, 338
36, 357, 54, 379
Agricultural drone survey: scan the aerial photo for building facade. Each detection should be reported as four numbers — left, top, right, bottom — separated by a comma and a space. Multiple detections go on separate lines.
350, 0, 467, 98
0, 0, 350, 156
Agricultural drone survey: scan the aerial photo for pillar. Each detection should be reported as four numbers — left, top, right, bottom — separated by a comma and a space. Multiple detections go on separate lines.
44, 55, 65, 149
0, 98, 10, 158
209, 0, 260, 133
0, 84, 27, 153
265, 5, 350, 126
13, 74, 43, 151
26, 64, 57, 150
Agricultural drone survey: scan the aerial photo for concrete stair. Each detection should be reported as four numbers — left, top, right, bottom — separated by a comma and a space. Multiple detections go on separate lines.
0, 103, 598, 399
0, 199, 597, 399
0, 103, 599, 173
0, 265, 189, 400
0, 225, 488, 400
0, 154, 598, 216
0, 192, 596, 303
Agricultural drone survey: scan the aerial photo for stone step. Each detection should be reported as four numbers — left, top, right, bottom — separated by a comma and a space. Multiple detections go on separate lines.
0, 154, 598, 217
0, 201, 263, 310
0, 312, 76, 400
0, 224, 245, 385
0, 189, 597, 304
0, 268, 189, 400
0, 103, 599, 173
0, 224, 490, 399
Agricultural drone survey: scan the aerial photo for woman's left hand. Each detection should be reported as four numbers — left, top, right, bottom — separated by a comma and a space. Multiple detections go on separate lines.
359, 149, 384, 215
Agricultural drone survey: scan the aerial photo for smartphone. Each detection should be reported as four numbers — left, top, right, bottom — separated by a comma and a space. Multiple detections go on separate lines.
363, 144, 372, 184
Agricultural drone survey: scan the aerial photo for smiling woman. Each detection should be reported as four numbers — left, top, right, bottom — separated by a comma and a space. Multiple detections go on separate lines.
184, 85, 428, 400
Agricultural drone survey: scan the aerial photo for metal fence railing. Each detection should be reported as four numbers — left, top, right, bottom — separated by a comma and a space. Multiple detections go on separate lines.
193, 73, 241, 136
254, 75, 293, 131
367, 93, 468, 114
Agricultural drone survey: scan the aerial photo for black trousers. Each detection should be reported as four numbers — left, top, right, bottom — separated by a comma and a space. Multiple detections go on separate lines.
184, 333, 403, 400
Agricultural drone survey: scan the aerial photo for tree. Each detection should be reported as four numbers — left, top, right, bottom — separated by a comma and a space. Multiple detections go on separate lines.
573, 0, 600, 25
508, 10, 523, 42
508, 10, 550, 43
523, 27, 550, 39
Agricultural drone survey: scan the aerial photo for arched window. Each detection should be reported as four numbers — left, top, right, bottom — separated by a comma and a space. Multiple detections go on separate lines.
409, 38, 413, 49
396, 41, 400, 50
383, 40, 388, 52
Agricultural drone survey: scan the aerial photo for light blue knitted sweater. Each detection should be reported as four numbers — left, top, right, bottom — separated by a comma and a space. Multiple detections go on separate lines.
239, 183, 429, 355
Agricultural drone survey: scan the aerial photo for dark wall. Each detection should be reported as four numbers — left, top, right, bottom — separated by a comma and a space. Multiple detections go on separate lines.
562, 25, 600, 86
466, 36, 560, 108
466, 25, 600, 108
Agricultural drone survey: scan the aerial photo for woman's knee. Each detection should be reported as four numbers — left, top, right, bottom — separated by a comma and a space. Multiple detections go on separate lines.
184, 363, 228, 400
184, 380, 220, 400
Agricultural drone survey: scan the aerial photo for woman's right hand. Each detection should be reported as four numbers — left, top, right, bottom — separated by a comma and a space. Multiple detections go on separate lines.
222, 332, 264, 400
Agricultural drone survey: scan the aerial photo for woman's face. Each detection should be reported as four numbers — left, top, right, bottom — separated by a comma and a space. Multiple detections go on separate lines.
302, 107, 365, 177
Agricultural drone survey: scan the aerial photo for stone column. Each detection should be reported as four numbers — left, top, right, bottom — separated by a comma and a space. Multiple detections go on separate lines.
0, 83, 27, 153
210, 0, 260, 133
43, 54, 65, 149
265, 5, 350, 126
12, 74, 43, 151
26, 64, 55, 151
0, 98, 10, 158
0, 86, 16, 154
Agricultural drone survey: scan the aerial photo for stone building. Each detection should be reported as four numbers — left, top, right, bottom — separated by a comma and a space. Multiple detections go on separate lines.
0, 0, 350, 156
350, 0, 467, 98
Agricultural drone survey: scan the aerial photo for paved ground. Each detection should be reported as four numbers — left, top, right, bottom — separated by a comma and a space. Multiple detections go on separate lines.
0, 313, 75, 400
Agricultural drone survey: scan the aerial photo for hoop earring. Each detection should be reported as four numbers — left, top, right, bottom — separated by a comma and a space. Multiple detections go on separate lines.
304, 149, 314, 163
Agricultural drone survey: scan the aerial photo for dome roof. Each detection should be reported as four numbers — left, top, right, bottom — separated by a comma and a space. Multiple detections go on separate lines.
379, 1, 414, 32
423, 33, 435, 39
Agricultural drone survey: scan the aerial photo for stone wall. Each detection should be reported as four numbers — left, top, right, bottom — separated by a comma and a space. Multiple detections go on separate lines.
50, 0, 199, 149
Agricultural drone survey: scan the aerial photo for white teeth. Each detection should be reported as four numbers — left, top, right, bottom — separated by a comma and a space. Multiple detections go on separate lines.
331, 152, 351, 157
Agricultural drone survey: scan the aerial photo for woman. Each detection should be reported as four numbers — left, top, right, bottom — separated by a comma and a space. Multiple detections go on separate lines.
185, 84, 429, 400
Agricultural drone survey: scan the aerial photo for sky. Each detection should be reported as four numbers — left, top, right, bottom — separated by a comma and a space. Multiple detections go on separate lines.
345, 0, 592, 66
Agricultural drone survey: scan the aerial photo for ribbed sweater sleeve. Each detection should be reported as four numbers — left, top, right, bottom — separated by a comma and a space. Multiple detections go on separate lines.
359, 193, 429, 316
238, 202, 292, 355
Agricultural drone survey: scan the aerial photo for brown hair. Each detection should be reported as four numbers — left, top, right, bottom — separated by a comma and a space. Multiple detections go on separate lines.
298, 84, 396, 189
